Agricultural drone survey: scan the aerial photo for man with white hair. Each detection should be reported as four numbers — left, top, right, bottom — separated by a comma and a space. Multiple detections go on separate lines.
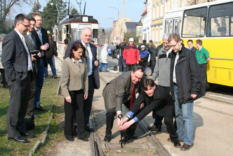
123, 37, 140, 71
150, 33, 173, 133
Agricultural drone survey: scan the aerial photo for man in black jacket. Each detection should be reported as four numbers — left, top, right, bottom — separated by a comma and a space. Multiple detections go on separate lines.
31, 13, 49, 111
169, 33, 200, 151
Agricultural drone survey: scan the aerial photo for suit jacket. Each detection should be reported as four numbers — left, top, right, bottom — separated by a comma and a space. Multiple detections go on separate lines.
24, 33, 39, 79
103, 72, 140, 111
64, 40, 100, 89
1, 30, 29, 85
31, 27, 48, 65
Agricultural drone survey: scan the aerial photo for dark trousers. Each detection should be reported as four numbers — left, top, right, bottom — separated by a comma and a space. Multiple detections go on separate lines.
150, 60, 156, 72
84, 75, 95, 127
44, 57, 57, 78
164, 116, 178, 141
34, 59, 45, 108
152, 113, 163, 128
126, 64, 136, 71
118, 56, 126, 72
64, 90, 85, 137
152, 86, 178, 140
26, 73, 36, 117
0, 69, 7, 87
7, 72, 31, 138
199, 63, 207, 96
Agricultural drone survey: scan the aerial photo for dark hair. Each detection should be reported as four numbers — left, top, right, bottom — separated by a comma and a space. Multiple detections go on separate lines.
196, 39, 202, 46
64, 38, 69, 44
30, 17, 36, 22
132, 65, 144, 73
142, 79, 155, 90
187, 39, 193, 43
168, 33, 181, 43
14, 14, 26, 26
69, 42, 86, 58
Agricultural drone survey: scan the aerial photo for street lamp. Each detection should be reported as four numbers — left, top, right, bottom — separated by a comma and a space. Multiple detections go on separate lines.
109, 6, 120, 20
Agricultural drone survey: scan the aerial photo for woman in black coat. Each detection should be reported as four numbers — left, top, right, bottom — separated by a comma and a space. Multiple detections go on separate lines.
119, 79, 180, 147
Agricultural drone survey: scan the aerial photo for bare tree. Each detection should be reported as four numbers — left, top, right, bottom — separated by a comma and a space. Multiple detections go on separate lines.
1, 0, 31, 25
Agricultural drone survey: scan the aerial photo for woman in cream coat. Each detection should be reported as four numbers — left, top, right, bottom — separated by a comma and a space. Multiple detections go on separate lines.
60, 41, 88, 141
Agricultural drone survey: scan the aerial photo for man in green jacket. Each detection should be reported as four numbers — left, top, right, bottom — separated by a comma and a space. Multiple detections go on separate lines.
195, 39, 210, 96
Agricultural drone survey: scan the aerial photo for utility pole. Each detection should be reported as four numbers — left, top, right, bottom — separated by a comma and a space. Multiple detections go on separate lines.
68, 0, 70, 16
123, 0, 125, 18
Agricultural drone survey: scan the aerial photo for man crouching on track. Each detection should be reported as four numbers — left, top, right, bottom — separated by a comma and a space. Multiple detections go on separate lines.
103, 65, 144, 142
119, 79, 181, 147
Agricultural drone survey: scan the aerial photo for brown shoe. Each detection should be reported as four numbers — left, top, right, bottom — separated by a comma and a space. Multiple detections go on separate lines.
181, 144, 193, 151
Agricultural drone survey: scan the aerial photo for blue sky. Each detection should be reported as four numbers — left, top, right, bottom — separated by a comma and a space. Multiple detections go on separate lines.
12, 0, 145, 28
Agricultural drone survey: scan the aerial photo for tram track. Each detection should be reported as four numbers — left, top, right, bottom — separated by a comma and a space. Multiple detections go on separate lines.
88, 74, 171, 156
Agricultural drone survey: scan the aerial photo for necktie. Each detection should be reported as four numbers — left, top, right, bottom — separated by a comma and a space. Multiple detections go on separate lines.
129, 84, 135, 109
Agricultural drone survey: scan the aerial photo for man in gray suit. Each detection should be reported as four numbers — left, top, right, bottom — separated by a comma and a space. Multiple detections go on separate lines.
2, 14, 35, 143
24, 17, 40, 122
103, 65, 144, 142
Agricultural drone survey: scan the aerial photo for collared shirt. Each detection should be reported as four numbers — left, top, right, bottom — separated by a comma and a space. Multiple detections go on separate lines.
15, 29, 32, 71
173, 52, 179, 83
82, 41, 93, 76
35, 27, 43, 44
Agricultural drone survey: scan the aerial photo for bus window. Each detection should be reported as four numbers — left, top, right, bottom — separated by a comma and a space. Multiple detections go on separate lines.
208, 2, 233, 37
174, 19, 181, 34
182, 7, 207, 38
165, 19, 173, 34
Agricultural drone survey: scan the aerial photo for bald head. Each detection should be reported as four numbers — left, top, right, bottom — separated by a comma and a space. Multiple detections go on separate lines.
81, 28, 92, 44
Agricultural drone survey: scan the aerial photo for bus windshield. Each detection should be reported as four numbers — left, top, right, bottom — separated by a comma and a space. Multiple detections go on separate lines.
208, 2, 233, 37
182, 7, 207, 38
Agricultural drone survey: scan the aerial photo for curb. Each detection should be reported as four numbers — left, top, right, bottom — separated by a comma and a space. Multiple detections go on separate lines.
28, 105, 54, 156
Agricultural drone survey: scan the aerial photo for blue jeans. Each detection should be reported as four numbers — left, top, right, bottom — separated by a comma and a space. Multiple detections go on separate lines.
34, 59, 45, 108
173, 85, 194, 145
118, 56, 126, 72
99, 63, 108, 72
44, 56, 57, 77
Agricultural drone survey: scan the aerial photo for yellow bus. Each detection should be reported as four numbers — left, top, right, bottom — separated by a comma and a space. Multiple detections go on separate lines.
163, 0, 233, 87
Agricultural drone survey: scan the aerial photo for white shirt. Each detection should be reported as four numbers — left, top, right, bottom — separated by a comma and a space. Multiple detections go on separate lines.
15, 29, 32, 71
173, 52, 179, 83
82, 41, 93, 76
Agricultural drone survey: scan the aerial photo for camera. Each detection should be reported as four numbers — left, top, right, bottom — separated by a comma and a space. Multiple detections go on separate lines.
30, 50, 40, 59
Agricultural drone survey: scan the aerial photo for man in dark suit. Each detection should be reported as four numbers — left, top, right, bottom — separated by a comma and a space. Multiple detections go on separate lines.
103, 65, 144, 142
2, 14, 35, 143
24, 17, 40, 121
64, 28, 100, 132
31, 13, 49, 111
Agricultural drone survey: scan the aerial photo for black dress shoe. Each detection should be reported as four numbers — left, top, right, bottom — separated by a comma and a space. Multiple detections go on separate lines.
172, 139, 181, 147
181, 144, 193, 151
21, 132, 35, 138
85, 127, 94, 132
104, 134, 112, 142
35, 106, 46, 112
8, 136, 29, 143
65, 135, 74, 141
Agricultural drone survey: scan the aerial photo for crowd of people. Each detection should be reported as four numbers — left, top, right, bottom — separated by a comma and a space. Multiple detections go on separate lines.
102, 34, 210, 151
0, 12, 210, 152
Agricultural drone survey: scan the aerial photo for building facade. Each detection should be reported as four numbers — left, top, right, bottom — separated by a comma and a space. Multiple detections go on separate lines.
150, 0, 216, 45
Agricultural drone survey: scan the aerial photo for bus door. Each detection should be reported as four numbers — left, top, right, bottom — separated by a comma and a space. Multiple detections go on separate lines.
173, 18, 182, 34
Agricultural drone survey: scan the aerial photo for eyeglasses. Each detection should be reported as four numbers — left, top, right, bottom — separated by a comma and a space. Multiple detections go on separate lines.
21, 23, 30, 28
168, 42, 179, 48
